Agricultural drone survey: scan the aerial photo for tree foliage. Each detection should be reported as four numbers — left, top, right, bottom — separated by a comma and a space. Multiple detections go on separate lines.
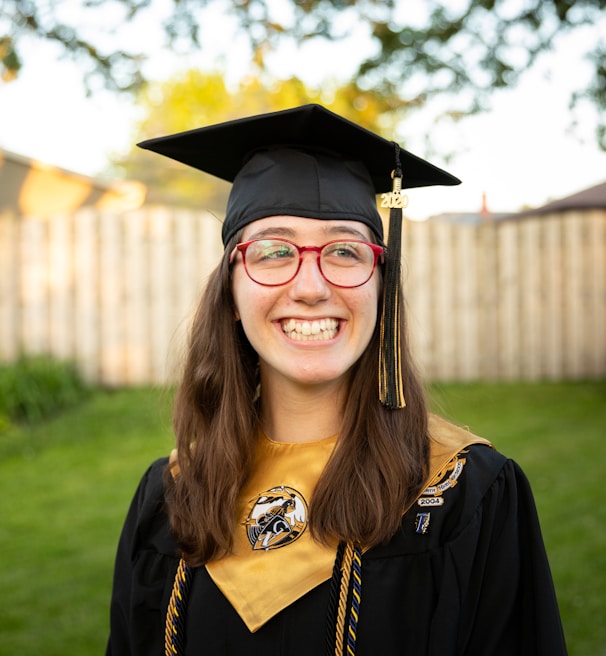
2, 0, 606, 146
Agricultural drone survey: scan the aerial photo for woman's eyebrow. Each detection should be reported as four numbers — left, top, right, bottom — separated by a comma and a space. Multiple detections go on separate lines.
323, 225, 370, 240
246, 224, 370, 241
246, 226, 297, 240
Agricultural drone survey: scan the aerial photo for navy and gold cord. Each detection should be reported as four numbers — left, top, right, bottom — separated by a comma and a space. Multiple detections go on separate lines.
326, 541, 363, 656
165, 558, 193, 656
346, 544, 363, 655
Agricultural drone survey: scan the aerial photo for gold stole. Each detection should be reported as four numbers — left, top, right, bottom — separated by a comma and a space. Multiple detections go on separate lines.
173, 415, 491, 632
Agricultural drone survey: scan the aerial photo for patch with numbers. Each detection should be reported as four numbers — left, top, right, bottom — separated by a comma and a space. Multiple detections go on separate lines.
417, 453, 467, 507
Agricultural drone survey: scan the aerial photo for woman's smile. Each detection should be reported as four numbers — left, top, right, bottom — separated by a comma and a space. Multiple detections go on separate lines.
279, 318, 340, 341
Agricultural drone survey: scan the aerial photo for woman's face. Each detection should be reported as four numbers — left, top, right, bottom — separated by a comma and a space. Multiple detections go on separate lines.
231, 216, 381, 394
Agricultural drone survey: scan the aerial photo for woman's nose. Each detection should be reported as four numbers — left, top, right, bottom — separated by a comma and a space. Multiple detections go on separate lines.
288, 253, 331, 303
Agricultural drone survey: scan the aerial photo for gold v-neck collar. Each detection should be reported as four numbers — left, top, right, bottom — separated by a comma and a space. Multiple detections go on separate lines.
205, 431, 338, 632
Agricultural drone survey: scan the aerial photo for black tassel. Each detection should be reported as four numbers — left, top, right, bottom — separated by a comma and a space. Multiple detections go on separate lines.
378, 145, 406, 409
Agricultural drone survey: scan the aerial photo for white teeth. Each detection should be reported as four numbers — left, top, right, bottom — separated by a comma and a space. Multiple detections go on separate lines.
281, 319, 339, 341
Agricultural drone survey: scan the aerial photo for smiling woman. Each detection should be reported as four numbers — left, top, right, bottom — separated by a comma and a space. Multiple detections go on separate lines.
106, 104, 567, 656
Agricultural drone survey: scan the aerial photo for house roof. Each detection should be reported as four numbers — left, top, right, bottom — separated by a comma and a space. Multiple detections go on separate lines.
0, 149, 146, 218
508, 180, 606, 219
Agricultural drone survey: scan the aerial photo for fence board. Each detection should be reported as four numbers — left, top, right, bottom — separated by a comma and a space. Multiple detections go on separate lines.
73, 209, 100, 382
19, 218, 49, 355
0, 211, 19, 360
147, 208, 172, 384
454, 224, 478, 381
562, 213, 584, 378
519, 219, 542, 380
98, 213, 124, 385
123, 208, 150, 385
476, 223, 499, 379
588, 212, 606, 377
403, 219, 432, 379
497, 221, 520, 379
47, 214, 74, 361
1, 208, 605, 385
432, 221, 457, 380
173, 210, 200, 344
543, 216, 564, 379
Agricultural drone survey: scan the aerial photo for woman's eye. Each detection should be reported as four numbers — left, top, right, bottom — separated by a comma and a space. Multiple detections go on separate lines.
326, 243, 360, 259
255, 242, 294, 261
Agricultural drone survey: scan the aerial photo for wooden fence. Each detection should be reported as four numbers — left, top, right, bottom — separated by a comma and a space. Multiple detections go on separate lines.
403, 211, 605, 381
0, 207, 604, 384
0, 207, 223, 385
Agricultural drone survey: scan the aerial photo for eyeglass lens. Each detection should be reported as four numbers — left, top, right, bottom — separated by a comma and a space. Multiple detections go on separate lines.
242, 239, 378, 287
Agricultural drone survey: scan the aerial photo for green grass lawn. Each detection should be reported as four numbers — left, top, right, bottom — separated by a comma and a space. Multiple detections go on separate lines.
0, 387, 175, 655
432, 380, 606, 656
0, 381, 604, 655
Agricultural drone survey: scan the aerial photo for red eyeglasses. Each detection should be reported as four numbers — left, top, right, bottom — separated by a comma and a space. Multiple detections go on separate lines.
232, 238, 384, 288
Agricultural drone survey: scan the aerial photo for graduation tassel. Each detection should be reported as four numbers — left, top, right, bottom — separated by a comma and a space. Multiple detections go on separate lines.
379, 144, 407, 409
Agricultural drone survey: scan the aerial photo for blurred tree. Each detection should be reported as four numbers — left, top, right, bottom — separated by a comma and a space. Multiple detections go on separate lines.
114, 71, 404, 211
2, 0, 605, 146
0, 36, 19, 81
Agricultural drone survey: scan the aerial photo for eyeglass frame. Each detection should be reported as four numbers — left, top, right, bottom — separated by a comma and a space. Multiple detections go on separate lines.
230, 238, 385, 288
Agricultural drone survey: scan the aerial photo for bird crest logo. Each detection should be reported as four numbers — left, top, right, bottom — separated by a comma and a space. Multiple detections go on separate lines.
243, 486, 309, 551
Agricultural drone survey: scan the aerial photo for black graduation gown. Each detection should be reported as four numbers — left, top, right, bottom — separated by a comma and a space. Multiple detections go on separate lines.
106, 444, 567, 655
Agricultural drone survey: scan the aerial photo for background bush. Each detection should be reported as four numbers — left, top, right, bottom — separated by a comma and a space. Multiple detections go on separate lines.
0, 355, 89, 428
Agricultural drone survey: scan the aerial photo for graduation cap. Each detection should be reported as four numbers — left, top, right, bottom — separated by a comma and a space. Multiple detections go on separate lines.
138, 104, 461, 409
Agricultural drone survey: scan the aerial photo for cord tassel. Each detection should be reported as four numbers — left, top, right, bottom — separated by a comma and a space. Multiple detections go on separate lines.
379, 144, 406, 409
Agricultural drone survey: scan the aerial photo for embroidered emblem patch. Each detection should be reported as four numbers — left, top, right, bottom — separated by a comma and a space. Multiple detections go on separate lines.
417, 454, 467, 507
243, 486, 308, 551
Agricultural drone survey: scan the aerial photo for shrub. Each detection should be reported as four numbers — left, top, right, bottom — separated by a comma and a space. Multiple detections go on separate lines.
0, 355, 89, 426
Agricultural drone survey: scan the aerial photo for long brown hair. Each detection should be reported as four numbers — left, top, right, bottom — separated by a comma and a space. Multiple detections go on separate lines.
165, 232, 429, 565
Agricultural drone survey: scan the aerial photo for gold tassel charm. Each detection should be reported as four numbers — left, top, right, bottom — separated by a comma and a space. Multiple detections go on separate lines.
380, 170, 409, 211
378, 145, 406, 409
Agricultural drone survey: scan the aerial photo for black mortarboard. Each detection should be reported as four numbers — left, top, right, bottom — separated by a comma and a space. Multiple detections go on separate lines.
138, 104, 461, 408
